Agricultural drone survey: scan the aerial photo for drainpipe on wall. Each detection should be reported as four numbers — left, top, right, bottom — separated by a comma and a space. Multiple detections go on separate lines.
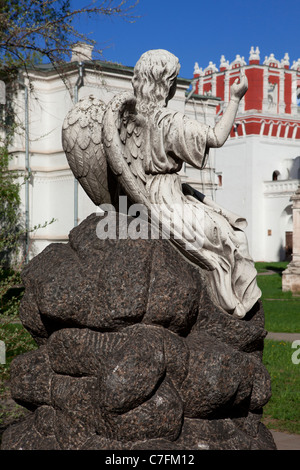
24, 85, 30, 262
18, 77, 30, 263
73, 61, 84, 227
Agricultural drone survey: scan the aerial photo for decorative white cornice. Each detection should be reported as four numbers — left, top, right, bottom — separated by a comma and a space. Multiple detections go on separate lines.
9, 165, 74, 183
33, 173, 74, 183
219, 55, 230, 70
264, 179, 300, 197
9, 164, 70, 172
30, 234, 69, 240
194, 62, 204, 76
281, 53, 290, 68
204, 61, 218, 75
263, 53, 281, 68
230, 55, 246, 69
195, 51, 300, 75
291, 58, 300, 71
249, 46, 260, 62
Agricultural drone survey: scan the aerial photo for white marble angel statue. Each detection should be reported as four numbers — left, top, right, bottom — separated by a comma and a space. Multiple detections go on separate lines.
62, 49, 261, 319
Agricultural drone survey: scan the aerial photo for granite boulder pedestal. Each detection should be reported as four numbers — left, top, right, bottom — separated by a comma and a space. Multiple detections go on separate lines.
1, 213, 276, 450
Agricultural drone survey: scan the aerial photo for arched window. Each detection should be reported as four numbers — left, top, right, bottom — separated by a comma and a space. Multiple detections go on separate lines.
280, 205, 293, 261
297, 87, 300, 107
272, 170, 280, 181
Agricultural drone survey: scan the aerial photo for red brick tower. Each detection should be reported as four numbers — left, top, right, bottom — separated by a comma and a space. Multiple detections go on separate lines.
193, 47, 300, 140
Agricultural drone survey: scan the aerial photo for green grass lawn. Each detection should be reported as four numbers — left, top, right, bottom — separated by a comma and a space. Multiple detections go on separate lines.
255, 262, 300, 434
263, 300, 300, 333
255, 261, 290, 274
262, 339, 300, 435
255, 261, 300, 333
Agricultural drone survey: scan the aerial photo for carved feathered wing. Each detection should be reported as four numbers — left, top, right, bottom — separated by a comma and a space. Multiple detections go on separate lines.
62, 95, 113, 206
102, 91, 150, 209
102, 92, 217, 271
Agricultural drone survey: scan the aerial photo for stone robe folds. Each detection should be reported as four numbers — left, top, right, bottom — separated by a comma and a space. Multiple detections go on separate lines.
145, 108, 261, 318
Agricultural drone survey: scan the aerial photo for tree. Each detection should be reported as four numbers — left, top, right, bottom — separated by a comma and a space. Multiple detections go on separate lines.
0, 0, 139, 77
0, 0, 140, 313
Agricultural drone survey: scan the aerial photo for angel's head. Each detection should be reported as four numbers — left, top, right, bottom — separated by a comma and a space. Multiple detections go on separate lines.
132, 49, 181, 107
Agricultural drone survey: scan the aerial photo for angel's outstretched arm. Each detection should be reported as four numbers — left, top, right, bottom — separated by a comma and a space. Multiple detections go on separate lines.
207, 70, 248, 148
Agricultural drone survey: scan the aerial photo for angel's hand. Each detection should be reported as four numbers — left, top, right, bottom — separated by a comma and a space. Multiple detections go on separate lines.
230, 69, 248, 102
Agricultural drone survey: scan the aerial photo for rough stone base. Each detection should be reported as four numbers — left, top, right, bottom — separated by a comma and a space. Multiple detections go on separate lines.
282, 262, 300, 293
1, 213, 276, 451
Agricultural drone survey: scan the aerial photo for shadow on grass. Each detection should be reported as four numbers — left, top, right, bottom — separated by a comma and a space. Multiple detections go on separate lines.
265, 265, 286, 277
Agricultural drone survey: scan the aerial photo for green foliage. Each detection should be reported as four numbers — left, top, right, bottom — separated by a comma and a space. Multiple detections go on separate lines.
0, 139, 25, 320
0, 0, 139, 76
0, 321, 36, 441
0, 147, 23, 265
0, 0, 139, 318
0, 322, 37, 387
0, 0, 140, 441
0, 0, 71, 72
0, 138, 55, 320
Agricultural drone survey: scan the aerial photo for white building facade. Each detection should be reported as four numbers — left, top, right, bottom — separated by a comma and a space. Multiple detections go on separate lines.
193, 47, 300, 261
8, 48, 219, 259
8, 46, 300, 262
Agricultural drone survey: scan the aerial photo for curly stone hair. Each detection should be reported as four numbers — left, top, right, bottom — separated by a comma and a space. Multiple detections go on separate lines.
132, 49, 181, 109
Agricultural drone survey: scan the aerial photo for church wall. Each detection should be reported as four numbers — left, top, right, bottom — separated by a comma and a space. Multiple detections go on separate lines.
195, 47, 300, 261
8, 61, 218, 259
